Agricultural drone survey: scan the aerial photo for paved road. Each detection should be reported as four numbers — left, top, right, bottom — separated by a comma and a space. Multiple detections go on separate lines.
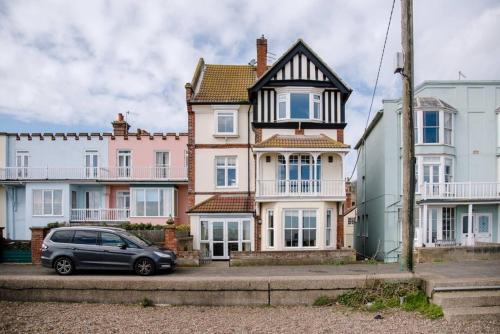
1, 260, 499, 279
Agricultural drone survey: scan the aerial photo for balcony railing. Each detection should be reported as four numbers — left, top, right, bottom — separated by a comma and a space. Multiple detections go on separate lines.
0, 166, 187, 181
420, 182, 500, 200
70, 208, 130, 222
257, 179, 345, 198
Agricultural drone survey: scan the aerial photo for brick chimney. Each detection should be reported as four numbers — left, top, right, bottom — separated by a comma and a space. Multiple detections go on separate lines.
111, 113, 130, 136
256, 35, 267, 78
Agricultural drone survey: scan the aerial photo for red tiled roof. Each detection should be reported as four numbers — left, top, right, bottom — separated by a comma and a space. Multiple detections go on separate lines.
188, 194, 255, 213
253, 134, 349, 149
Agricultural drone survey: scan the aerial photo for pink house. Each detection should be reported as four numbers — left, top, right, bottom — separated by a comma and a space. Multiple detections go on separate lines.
104, 114, 189, 226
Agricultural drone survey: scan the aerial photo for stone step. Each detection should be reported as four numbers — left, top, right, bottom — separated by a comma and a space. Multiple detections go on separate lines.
432, 290, 500, 308
424, 277, 500, 297
443, 306, 500, 322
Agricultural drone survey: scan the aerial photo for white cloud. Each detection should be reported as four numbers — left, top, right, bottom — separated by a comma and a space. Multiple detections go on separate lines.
0, 0, 499, 175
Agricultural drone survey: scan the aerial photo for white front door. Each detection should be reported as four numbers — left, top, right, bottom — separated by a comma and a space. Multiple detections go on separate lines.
16, 151, 29, 178
199, 218, 252, 260
475, 214, 492, 243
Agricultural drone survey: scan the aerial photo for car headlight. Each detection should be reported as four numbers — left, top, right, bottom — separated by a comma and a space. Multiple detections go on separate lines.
154, 251, 171, 258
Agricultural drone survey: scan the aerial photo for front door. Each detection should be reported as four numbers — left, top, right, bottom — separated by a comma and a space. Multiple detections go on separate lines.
200, 219, 252, 260
85, 191, 101, 220
116, 191, 130, 219
475, 214, 492, 243
16, 151, 29, 178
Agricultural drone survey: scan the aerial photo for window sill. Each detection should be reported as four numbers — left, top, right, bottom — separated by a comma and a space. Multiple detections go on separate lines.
130, 215, 173, 218
215, 186, 239, 189
213, 133, 239, 138
276, 118, 322, 123
33, 215, 64, 217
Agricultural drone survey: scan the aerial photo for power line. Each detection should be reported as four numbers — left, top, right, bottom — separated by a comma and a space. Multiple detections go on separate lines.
348, 0, 396, 181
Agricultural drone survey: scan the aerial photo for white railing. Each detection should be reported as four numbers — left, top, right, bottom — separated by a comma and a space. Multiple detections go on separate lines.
421, 182, 500, 200
70, 208, 130, 222
257, 179, 345, 198
0, 166, 187, 181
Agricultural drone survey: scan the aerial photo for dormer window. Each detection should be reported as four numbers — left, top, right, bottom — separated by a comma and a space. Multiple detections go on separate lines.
277, 92, 322, 121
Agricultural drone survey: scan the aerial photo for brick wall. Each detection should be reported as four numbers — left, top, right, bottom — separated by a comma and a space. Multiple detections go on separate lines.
30, 227, 49, 265
230, 249, 356, 266
337, 129, 344, 143
186, 83, 195, 209
254, 217, 261, 252
337, 203, 344, 248
254, 128, 262, 143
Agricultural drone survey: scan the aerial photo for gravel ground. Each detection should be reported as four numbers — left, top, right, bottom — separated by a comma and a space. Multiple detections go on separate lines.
1, 301, 499, 334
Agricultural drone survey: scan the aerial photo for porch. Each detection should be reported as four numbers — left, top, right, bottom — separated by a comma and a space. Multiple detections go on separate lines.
69, 208, 129, 223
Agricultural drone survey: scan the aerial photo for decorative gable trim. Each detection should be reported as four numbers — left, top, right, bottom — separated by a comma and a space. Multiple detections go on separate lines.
249, 39, 352, 96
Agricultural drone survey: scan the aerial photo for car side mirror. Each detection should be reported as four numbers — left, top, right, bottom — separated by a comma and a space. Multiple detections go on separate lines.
119, 243, 127, 250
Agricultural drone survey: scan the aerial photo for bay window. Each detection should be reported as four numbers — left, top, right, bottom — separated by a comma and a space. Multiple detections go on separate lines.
414, 109, 453, 145
284, 209, 317, 248
33, 189, 63, 216
277, 92, 322, 121
423, 111, 439, 143
131, 188, 175, 217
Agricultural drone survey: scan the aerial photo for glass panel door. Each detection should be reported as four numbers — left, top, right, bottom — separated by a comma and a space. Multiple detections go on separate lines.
211, 221, 225, 259
16, 151, 29, 178
85, 151, 99, 178
116, 191, 130, 219
227, 221, 239, 255
475, 214, 492, 243
118, 150, 131, 177
155, 152, 169, 178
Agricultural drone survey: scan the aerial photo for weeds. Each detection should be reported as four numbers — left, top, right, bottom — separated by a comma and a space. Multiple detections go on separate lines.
313, 296, 334, 306
140, 298, 154, 307
316, 281, 443, 319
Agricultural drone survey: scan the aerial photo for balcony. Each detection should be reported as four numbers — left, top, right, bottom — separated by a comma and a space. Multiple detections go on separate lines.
420, 182, 500, 201
0, 166, 187, 181
70, 208, 130, 222
256, 179, 345, 199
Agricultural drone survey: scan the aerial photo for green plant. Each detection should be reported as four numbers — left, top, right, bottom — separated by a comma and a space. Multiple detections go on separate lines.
176, 224, 191, 233
313, 296, 334, 306
119, 223, 165, 231
402, 291, 443, 319
47, 222, 65, 229
139, 297, 154, 307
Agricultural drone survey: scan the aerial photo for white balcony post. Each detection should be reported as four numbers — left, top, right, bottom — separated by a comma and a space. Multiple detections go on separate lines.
467, 204, 473, 246
422, 204, 428, 246
312, 152, 320, 194
256, 153, 262, 196
284, 153, 290, 195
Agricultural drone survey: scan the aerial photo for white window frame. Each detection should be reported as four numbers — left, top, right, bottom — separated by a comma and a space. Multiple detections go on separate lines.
267, 209, 275, 248
214, 110, 238, 136
215, 156, 238, 188
130, 188, 174, 218
283, 209, 318, 249
33, 189, 63, 217
326, 209, 332, 247
414, 109, 453, 146
276, 91, 322, 121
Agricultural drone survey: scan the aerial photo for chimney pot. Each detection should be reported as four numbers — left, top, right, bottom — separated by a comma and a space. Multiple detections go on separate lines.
256, 35, 268, 78
117, 113, 124, 121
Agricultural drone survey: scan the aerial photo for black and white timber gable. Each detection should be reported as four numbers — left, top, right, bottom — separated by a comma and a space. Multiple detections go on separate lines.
249, 39, 352, 129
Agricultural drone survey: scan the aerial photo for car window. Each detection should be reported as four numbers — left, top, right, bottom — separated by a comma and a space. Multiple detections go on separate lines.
73, 230, 98, 245
122, 237, 138, 248
100, 232, 124, 247
51, 230, 75, 243
121, 232, 151, 247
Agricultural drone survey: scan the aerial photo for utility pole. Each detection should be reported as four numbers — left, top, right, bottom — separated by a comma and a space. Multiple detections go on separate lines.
400, 0, 415, 272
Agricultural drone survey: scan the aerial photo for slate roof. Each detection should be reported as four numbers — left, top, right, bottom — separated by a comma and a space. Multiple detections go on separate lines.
414, 97, 456, 111
253, 134, 349, 149
192, 65, 256, 103
188, 194, 255, 213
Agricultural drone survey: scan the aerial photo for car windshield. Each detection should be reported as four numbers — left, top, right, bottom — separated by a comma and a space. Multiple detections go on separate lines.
121, 232, 152, 247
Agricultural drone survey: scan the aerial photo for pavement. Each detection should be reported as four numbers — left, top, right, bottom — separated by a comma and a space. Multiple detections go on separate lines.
0, 259, 499, 279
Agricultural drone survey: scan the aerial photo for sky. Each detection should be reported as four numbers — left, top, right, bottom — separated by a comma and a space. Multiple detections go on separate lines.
0, 0, 499, 177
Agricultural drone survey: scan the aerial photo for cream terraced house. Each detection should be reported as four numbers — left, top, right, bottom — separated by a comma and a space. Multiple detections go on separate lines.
186, 36, 351, 259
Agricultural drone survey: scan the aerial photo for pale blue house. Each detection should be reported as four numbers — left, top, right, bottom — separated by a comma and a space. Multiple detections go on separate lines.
1, 133, 109, 240
355, 81, 500, 262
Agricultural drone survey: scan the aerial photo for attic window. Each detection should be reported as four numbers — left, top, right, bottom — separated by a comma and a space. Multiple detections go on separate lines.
277, 92, 321, 121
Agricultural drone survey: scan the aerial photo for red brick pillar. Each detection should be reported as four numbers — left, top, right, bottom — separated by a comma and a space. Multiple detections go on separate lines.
30, 227, 49, 265
164, 224, 177, 251
337, 203, 344, 249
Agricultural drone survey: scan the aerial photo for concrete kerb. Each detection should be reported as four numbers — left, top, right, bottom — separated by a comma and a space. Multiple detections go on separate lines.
0, 273, 419, 306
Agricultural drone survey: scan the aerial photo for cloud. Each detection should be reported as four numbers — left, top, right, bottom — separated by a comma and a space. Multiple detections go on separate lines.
0, 0, 499, 176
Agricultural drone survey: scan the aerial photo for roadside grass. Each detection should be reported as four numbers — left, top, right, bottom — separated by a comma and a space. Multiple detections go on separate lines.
313, 281, 443, 319
139, 298, 154, 307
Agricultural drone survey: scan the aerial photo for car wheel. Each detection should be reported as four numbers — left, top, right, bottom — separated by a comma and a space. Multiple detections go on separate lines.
54, 257, 74, 275
134, 258, 155, 276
